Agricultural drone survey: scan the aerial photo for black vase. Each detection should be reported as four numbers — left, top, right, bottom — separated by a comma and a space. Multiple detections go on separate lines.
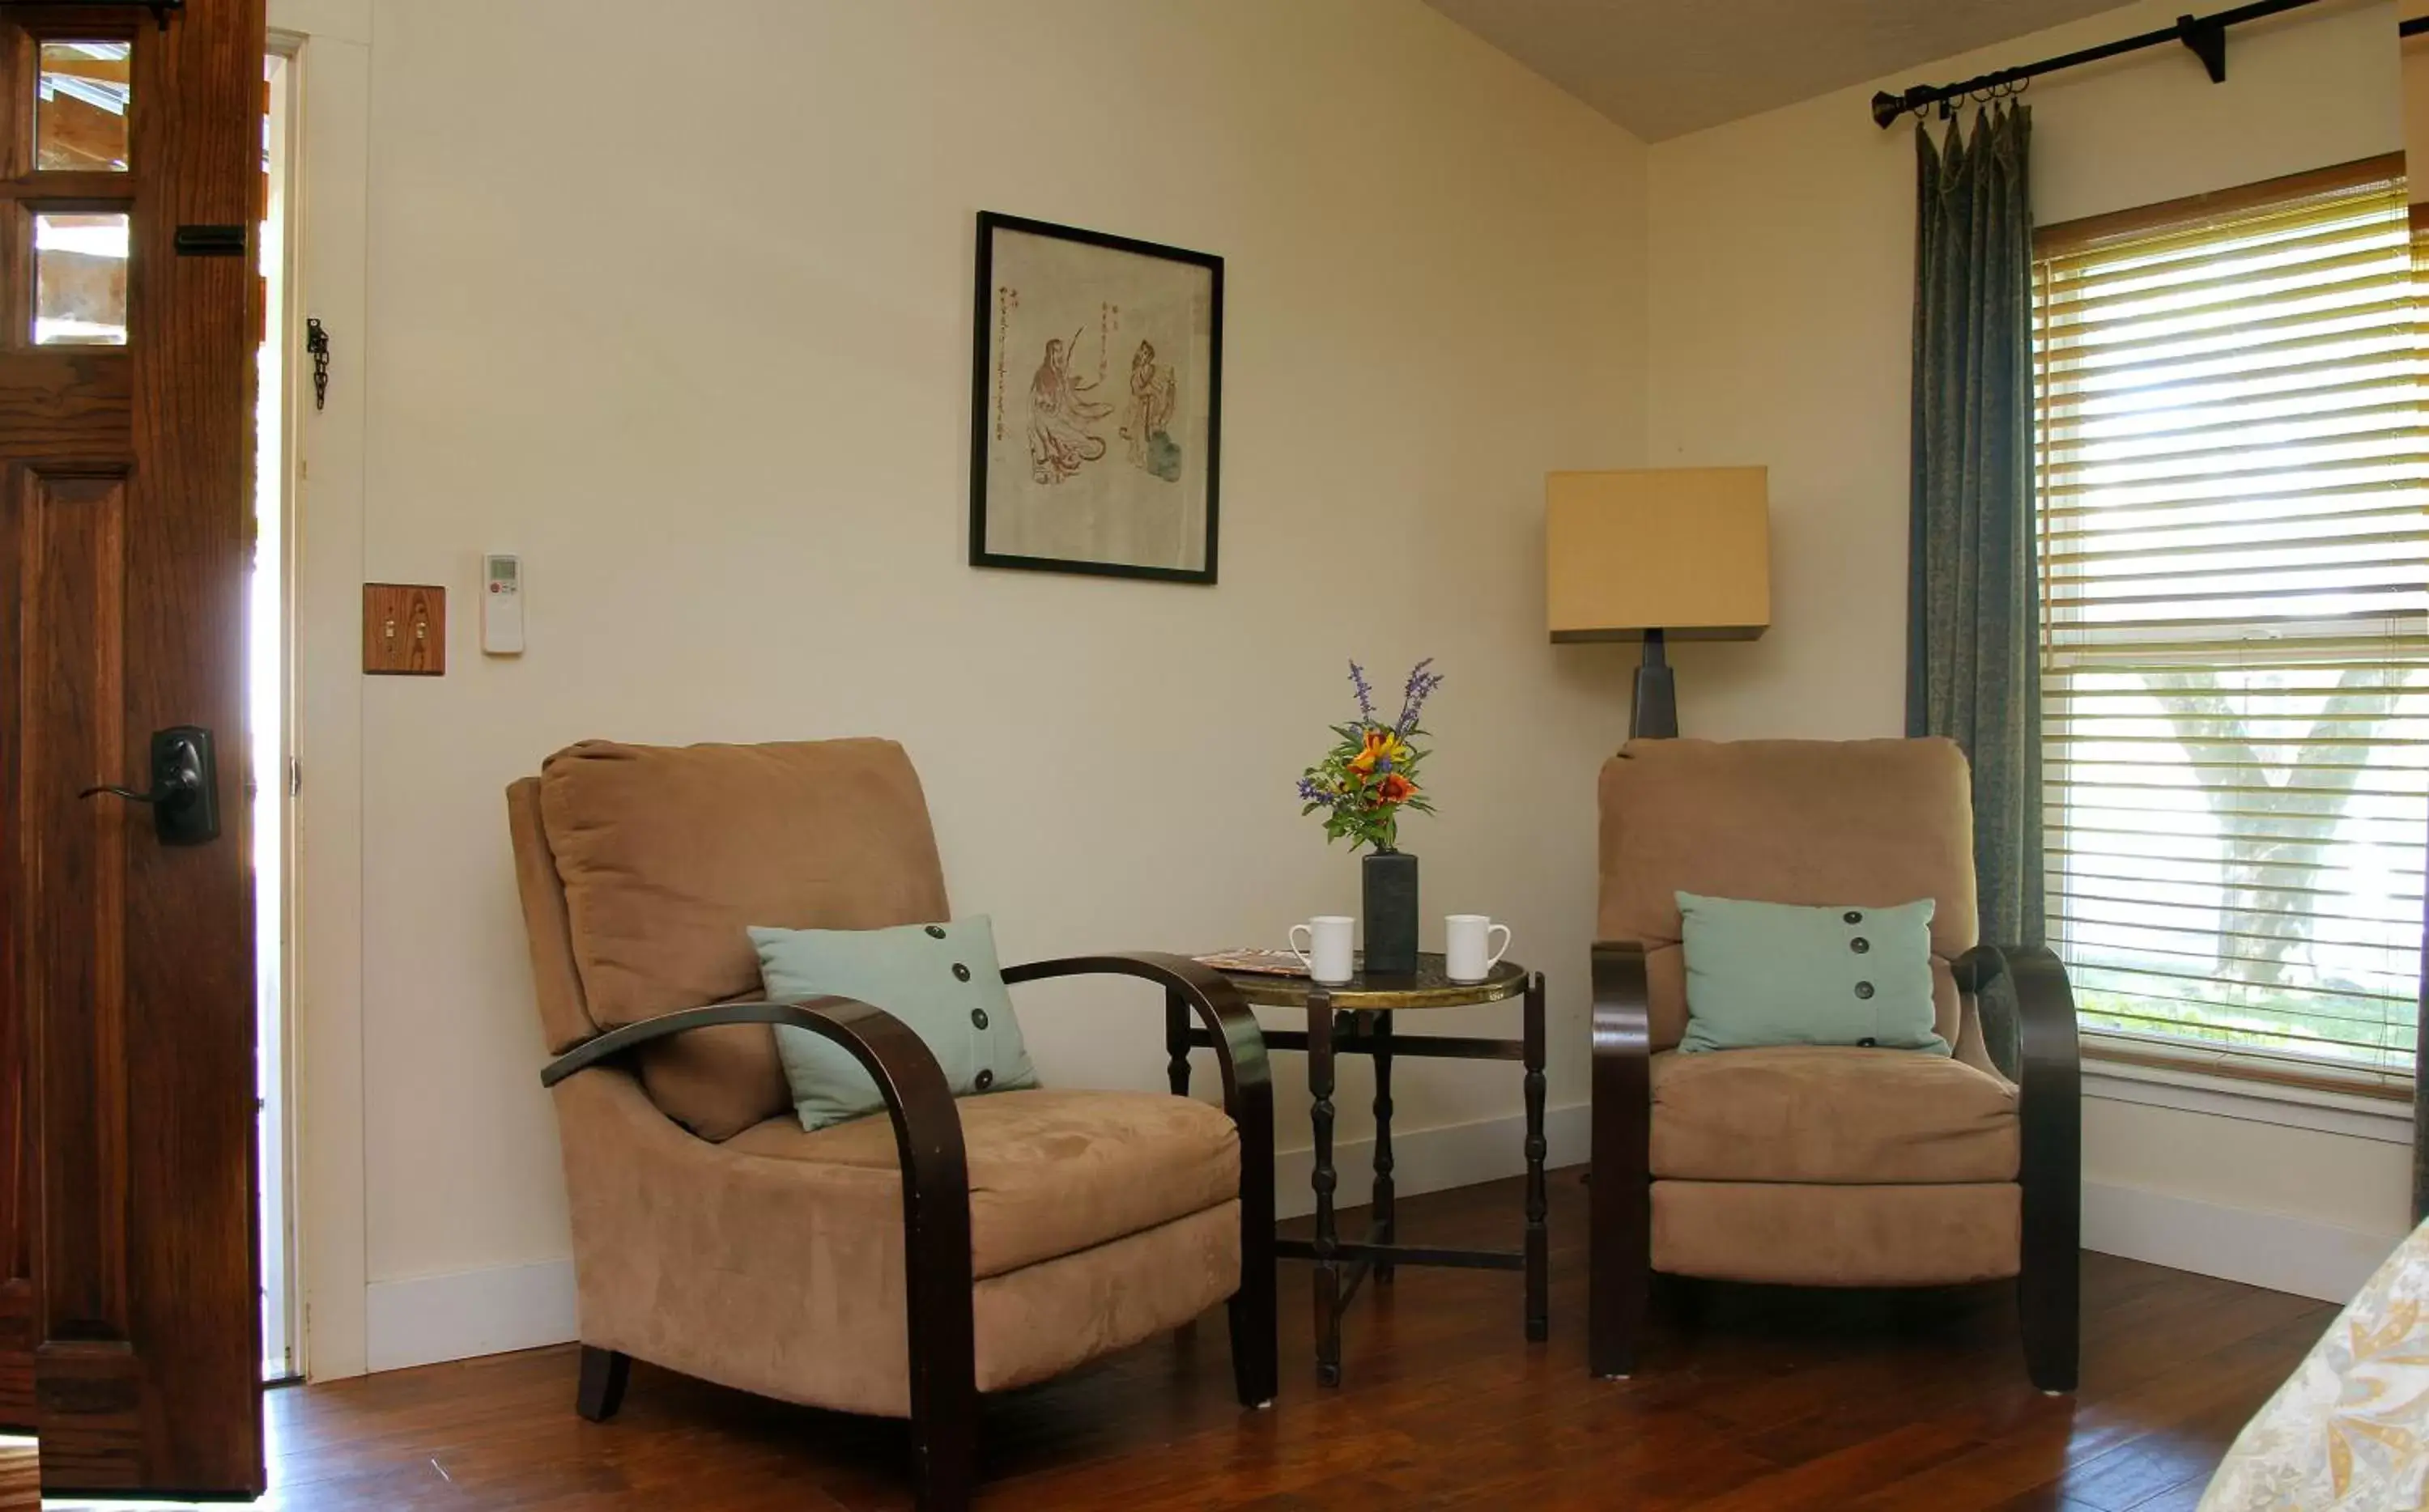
1362, 849, 1419, 978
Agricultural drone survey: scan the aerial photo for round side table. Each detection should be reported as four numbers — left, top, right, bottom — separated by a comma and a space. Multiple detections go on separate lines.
1178, 953, 1545, 1387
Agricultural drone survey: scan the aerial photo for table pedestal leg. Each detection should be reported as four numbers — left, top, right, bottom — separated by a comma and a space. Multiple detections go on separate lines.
1308, 994, 1341, 1386
1372, 1009, 1394, 1284
1524, 971, 1549, 1343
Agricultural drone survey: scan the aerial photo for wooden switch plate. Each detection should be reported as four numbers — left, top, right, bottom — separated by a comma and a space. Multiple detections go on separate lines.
363, 584, 445, 675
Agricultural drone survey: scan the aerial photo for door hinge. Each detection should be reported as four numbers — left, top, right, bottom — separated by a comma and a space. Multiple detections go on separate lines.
287, 757, 302, 798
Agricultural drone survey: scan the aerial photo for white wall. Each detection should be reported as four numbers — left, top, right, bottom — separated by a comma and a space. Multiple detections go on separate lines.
300, 0, 2413, 1375
313, 0, 1650, 1370
1645, 0, 2414, 1293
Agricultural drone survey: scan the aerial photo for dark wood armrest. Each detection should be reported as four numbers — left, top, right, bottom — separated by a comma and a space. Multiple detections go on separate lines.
1958, 942, 2081, 1179
1589, 941, 1652, 1378
1590, 941, 1652, 1162
539, 997, 976, 1454
1001, 952, 1271, 1127
1958, 943, 2082, 1391
1954, 944, 2082, 1089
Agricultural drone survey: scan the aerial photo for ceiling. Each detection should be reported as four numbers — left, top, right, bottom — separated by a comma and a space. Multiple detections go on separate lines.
1420, 0, 2135, 141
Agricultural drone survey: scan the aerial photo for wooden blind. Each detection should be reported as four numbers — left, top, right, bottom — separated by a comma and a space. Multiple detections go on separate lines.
2034, 156, 2427, 1080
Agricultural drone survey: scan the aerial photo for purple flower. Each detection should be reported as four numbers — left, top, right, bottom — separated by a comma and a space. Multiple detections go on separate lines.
1394, 658, 1444, 736
1297, 776, 1339, 808
1348, 660, 1376, 720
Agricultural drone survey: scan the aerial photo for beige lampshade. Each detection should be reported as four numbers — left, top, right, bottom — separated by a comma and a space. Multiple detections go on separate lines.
1546, 467, 1771, 642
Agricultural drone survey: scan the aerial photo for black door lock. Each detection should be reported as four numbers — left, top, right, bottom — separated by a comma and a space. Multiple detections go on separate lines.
79, 725, 221, 845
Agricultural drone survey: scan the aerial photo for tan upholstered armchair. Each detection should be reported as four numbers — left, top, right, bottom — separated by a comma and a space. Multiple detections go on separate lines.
507, 737, 1276, 1512
1587, 738, 2079, 1391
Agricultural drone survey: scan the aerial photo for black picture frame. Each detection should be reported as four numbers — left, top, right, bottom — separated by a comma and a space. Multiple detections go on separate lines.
968, 210, 1223, 585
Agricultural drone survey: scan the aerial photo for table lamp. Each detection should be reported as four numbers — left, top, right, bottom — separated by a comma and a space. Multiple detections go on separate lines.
1546, 467, 1772, 739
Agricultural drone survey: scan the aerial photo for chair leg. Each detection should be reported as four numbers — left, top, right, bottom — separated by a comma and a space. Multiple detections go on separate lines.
575, 1345, 629, 1422
1587, 1111, 1649, 1379
2020, 1247, 2079, 1393
2004, 941, 2082, 1394
1230, 1052, 1280, 1409
912, 1408, 976, 1512
1588, 1046, 1650, 1376
1588, 1207, 1648, 1379
1229, 1276, 1278, 1408
1589, 943, 1652, 1379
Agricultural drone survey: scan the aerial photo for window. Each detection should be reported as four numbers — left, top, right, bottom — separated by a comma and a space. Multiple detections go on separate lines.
2034, 156, 2427, 1087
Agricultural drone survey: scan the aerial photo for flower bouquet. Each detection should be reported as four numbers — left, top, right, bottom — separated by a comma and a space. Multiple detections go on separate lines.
1297, 659, 1444, 975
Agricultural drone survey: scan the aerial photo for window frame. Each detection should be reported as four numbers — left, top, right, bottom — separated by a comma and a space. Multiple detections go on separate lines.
2031, 153, 2426, 1102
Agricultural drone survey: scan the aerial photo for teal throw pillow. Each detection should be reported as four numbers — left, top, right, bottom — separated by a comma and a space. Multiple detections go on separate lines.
1675, 893, 1947, 1056
750, 915, 1040, 1131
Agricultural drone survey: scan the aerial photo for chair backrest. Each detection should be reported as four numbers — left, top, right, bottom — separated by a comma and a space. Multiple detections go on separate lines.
1597, 737, 1979, 1055
507, 737, 951, 1138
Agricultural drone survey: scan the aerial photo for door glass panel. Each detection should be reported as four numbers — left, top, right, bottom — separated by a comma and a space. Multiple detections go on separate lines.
36, 41, 132, 171
33, 211, 130, 345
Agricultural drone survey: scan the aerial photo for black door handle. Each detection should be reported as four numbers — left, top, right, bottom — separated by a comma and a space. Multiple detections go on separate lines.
79, 725, 220, 845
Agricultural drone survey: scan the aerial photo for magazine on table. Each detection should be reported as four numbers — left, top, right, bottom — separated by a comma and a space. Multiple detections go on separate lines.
1193, 947, 1310, 978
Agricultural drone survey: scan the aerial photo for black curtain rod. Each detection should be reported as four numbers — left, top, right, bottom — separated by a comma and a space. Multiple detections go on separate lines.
1871, 0, 2323, 128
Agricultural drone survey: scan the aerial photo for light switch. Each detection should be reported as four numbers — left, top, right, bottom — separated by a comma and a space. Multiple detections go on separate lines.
362, 584, 445, 676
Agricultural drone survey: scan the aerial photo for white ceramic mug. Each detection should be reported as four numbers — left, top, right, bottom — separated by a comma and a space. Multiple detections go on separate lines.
1290, 915, 1356, 985
1445, 915, 1512, 983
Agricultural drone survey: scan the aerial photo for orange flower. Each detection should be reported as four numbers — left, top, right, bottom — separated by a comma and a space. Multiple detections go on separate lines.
1376, 772, 1419, 805
1349, 729, 1411, 776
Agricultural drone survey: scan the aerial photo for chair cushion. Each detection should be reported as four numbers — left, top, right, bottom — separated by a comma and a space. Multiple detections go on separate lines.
553, 1069, 1240, 1421
539, 738, 952, 1027
1653, 1180, 2021, 1286
536, 737, 952, 1140
1650, 1046, 2017, 1184
973, 1204, 1239, 1398
1598, 738, 1979, 1052
726, 1087, 1240, 1278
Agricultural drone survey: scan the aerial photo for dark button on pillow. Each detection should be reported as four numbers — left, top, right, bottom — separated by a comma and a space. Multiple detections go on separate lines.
1854, 981, 1875, 1000
925, 925, 947, 939
1843, 911, 1863, 925
1851, 937, 1870, 954
952, 962, 972, 982
971, 1008, 989, 1030
974, 1068, 995, 1091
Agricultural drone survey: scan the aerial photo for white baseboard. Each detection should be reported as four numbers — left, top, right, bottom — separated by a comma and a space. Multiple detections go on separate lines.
2082, 1179, 2403, 1304
351, 1106, 1593, 1374
1274, 1102, 1591, 1220
364, 1257, 579, 1374
355, 1119, 2384, 1377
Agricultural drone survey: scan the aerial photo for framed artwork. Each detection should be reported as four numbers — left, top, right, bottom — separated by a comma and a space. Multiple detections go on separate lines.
969, 211, 1223, 584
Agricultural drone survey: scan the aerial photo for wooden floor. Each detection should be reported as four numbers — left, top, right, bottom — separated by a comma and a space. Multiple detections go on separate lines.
244, 1170, 2330, 1510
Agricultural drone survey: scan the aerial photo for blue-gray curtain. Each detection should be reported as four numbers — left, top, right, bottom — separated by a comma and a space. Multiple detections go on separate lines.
1908, 104, 2040, 1076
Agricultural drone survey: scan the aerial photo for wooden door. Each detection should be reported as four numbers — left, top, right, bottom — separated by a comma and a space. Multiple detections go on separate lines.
0, 0, 264, 1497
